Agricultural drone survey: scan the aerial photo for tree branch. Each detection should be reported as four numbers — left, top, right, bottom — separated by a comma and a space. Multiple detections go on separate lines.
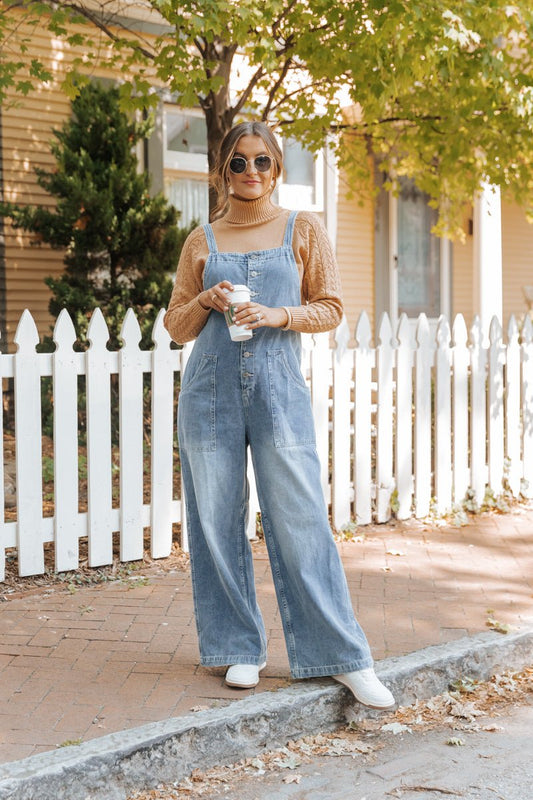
231, 63, 267, 116
271, 0, 299, 38
194, 36, 207, 59
262, 57, 294, 120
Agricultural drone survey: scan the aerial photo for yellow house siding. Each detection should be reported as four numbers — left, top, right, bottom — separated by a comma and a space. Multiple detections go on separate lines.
3, 89, 68, 340
502, 201, 533, 321
451, 213, 474, 323
2, 20, 83, 341
336, 177, 375, 335
452, 201, 533, 327
2, 10, 154, 345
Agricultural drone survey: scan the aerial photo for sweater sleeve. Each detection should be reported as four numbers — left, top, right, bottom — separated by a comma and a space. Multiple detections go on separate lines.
286, 212, 344, 333
163, 227, 211, 344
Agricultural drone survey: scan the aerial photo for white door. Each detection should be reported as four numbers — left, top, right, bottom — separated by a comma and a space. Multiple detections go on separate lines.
388, 178, 451, 334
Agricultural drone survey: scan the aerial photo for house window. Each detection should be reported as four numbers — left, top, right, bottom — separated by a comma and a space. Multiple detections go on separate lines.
396, 178, 441, 319
278, 138, 323, 212
164, 109, 208, 173
164, 108, 209, 226
165, 177, 209, 228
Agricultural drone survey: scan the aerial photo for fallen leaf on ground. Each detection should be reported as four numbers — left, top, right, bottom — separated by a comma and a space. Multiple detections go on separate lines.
486, 617, 511, 634
282, 774, 302, 784
381, 722, 412, 734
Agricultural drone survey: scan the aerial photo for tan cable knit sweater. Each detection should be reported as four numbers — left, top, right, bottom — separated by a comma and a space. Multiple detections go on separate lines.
163, 193, 343, 344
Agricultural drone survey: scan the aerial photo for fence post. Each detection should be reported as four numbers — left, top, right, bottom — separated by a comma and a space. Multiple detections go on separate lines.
86, 309, 113, 567
119, 310, 145, 562
470, 316, 487, 505
452, 314, 469, 504
414, 314, 432, 518
354, 312, 373, 525
505, 315, 521, 496
395, 313, 413, 519
434, 315, 452, 514
376, 313, 394, 522
332, 317, 353, 529
488, 316, 505, 494
53, 310, 80, 572
13, 310, 44, 576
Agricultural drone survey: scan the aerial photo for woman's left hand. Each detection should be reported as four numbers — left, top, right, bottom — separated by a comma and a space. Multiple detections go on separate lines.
233, 303, 288, 330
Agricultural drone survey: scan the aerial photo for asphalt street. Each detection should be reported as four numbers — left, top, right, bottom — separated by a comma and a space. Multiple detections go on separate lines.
229, 700, 533, 800
152, 680, 533, 800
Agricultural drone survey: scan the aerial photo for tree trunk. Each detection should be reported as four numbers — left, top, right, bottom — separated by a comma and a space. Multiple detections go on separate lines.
200, 40, 238, 219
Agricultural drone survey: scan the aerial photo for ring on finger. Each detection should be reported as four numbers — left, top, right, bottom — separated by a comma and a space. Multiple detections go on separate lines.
256, 312, 262, 321
212, 294, 217, 302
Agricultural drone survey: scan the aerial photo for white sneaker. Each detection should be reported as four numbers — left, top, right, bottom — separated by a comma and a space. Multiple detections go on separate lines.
225, 662, 267, 689
333, 668, 396, 709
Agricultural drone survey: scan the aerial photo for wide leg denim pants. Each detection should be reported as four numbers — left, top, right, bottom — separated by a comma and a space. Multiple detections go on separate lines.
178, 212, 373, 679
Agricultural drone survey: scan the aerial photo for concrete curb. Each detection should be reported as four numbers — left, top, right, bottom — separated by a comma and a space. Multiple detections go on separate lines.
1, 626, 532, 800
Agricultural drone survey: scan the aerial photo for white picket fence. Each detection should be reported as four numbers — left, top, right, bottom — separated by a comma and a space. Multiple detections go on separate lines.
1, 307, 533, 580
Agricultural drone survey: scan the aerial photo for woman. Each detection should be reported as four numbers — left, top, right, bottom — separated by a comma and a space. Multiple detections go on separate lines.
164, 121, 394, 709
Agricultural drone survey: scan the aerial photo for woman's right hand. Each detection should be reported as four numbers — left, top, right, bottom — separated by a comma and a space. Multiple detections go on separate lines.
198, 280, 234, 312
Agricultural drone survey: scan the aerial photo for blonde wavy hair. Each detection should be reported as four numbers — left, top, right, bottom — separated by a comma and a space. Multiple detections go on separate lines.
210, 121, 283, 219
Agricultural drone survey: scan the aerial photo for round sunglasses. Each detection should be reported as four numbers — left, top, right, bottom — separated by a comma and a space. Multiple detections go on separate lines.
229, 155, 272, 174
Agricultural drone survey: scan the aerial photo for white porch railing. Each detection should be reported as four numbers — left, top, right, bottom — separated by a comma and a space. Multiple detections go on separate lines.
1, 307, 533, 580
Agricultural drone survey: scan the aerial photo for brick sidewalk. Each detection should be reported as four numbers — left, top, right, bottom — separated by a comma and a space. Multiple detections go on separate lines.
1, 509, 533, 764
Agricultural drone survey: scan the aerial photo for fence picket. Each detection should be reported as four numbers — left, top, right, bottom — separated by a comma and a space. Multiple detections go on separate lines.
434, 316, 452, 514
151, 310, 175, 558
505, 316, 521, 496
86, 309, 114, 567
522, 315, 533, 497
0, 327, 5, 582
470, 316, 487, 505
353, 312, 373, 525
119, 310, 145, 562
376, 313, 394, 522
178, 341, 193, 552
246, 455, 260, 541
488, 316, 505, 494
395, 314, 413, 519
452, 314, 469, 504
332, 317, 353, 529
53, 310, 80, 571
310, 332, 330, 502
14, 310, 44, 576
414, 314, 432, 518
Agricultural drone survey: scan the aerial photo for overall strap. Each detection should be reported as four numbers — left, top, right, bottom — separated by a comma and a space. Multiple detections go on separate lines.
283, 210, 299, 248
202, 223, 218, 254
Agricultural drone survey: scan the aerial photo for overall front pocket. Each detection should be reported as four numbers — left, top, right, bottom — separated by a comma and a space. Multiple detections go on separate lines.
267, 349, 316, 448
178, 354, 217, 452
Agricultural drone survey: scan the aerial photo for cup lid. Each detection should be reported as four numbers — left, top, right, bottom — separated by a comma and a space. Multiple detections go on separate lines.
231, 284, 250, 292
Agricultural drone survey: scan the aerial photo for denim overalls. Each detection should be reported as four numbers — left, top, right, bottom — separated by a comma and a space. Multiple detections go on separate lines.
178, 211, 373, 678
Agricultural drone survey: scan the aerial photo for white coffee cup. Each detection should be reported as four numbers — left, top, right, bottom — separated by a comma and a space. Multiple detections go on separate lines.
224, 285, 253, 341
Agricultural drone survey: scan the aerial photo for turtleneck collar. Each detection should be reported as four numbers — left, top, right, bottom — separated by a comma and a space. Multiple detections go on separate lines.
224, 193, 283, 225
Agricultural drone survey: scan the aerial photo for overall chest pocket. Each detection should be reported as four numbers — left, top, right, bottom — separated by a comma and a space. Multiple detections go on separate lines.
178, 354, 217, 452
267, 349, 316, 448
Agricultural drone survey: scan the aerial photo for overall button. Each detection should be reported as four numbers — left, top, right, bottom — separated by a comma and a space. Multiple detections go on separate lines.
242, 371, 253, 378
250, 270, 259, 277
243, 351, 253, 358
